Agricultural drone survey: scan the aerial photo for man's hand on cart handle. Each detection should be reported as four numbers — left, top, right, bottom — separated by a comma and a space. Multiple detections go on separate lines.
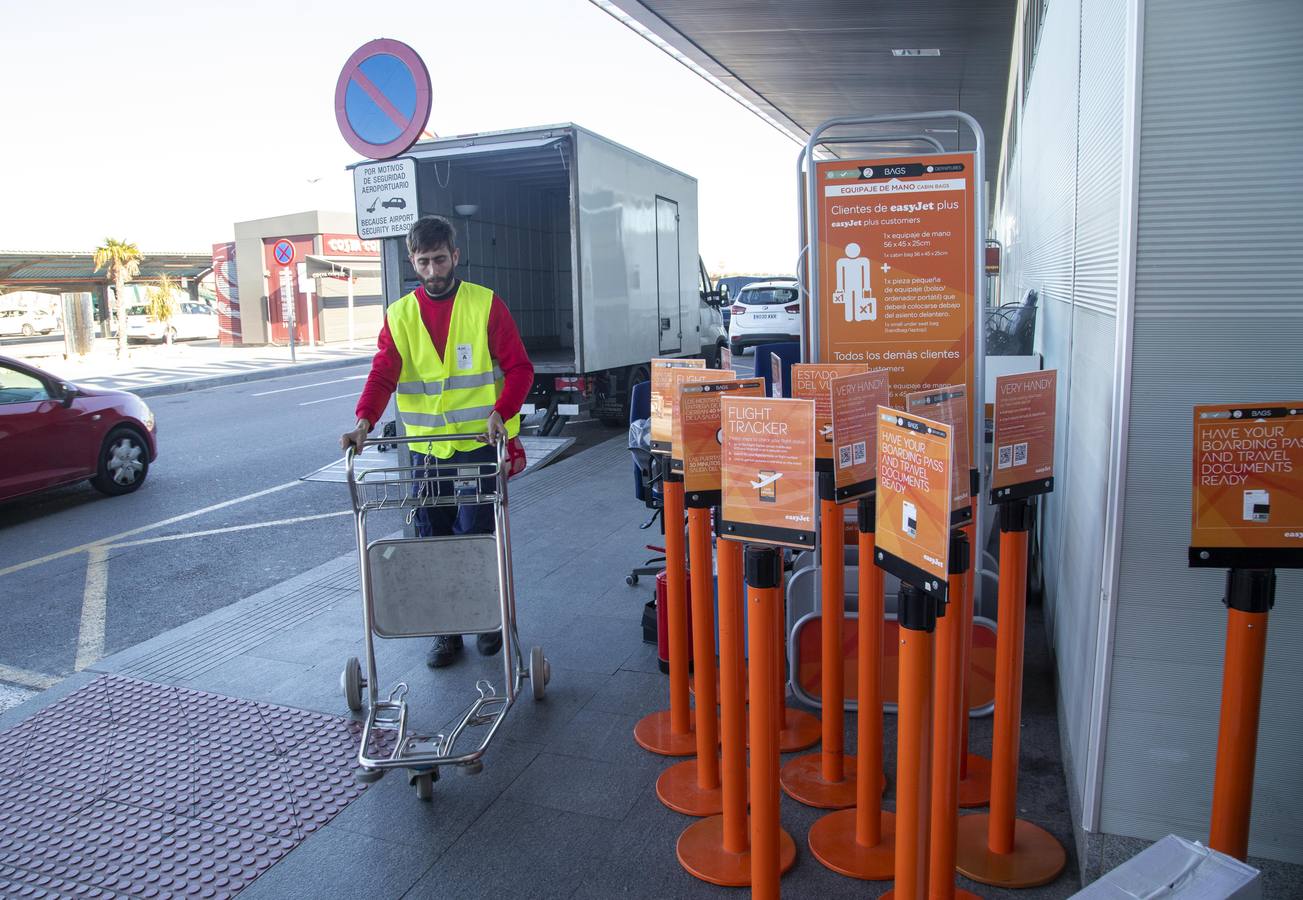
483, 410, 507, 444
341, 418, 370, 454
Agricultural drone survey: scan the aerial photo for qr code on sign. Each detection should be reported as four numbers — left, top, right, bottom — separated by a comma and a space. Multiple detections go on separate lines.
1013, 442, 1029, 466
839, 446, 853, 469
853, 441, 867, 465
997, 445, 1013, 469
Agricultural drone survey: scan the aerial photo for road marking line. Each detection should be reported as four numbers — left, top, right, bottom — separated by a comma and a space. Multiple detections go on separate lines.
252, 374, 365, 397
74, 546, 109, 672
0, 663, 61, 690
107, 511, 351, 548
0, 479, 303, 580
0, 683, 37, 713
298, 392, 360, 407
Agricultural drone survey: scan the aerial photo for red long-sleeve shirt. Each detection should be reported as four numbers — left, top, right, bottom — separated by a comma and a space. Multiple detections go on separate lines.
355, 282, 534, 427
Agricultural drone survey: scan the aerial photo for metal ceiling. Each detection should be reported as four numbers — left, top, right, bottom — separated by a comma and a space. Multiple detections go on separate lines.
597, 0, 1016, 184
0, 251, 214, 294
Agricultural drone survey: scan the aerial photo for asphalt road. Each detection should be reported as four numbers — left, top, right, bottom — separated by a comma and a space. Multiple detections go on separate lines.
0, 362, 622, 710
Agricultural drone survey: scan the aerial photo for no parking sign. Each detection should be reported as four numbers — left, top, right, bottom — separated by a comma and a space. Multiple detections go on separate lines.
335, 39, 432, 160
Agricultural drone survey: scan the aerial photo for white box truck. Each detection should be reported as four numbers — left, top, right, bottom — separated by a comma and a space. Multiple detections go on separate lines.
354, 123, 727, 433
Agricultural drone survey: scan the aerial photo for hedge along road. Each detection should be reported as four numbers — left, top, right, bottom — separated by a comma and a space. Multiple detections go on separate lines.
0, 365, 375, 708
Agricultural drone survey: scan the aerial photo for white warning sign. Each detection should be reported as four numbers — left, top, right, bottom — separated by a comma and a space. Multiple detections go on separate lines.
353, 158, 418, 239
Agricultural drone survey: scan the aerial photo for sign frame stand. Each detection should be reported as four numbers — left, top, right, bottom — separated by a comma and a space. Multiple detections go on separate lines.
954, 499, 1066, 887
746, 546, 789, 899
958, 483, 993, 808
808, 495, 897, 880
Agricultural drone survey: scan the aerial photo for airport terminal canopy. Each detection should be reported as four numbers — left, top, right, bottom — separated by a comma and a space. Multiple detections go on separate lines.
0, 250, 214, 295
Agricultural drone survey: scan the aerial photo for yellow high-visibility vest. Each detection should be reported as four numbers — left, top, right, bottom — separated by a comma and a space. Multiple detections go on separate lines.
387, 281, 520, 458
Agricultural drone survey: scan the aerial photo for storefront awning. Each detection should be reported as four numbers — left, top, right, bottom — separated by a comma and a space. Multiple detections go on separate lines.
303, 255, 381, 278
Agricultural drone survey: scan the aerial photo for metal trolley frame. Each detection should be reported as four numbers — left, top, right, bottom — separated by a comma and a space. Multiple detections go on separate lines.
340, 434, 548, 800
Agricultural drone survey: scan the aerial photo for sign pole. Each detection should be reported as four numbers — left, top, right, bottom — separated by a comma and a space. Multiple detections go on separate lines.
746, 546, 786, 900
1209, 568, 1275, 860
929, 530, 979, 900
634, 475, 697, 756
954, 499, 1066, 887
658, 505, 724, 814
781, 473, 857, 807
808, 495, 896, 879
958, 488, 992, 807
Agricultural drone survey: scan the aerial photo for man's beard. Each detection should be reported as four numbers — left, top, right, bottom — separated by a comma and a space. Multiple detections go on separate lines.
423, 273, 455, 297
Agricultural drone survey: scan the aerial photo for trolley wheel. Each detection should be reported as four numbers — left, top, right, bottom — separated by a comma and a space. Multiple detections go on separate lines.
341, 657, 364, 712
530, 646, 549, 701
626, 573, 638, 586
355, 766, 383, 784
410, 769, 437, 801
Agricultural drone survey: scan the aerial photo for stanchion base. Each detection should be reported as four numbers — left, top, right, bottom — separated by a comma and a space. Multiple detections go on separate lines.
677, 815, 797, 886
807, 807, 896, 880
954, 814, 1067, 888
779, 752, 859, 809
957, 753, 991, 808
634, 709, 699, 757
656, 758, 725, 817
779, 707, 821, 753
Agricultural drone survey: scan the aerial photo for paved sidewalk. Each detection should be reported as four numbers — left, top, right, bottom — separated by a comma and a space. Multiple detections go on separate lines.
6, 337, 374, 396
0, 435, 1089, 899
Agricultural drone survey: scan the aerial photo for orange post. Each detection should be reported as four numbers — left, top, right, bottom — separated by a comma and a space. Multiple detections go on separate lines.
658, 506, 723, 814
634, 476, 697, 756
809, 495, 895, 880
748, 546, 785, 900
1209, 568, 1276, 861
955, 499, 1065, 888
679, 527, 798, 883
892, 582, 937, 900
957, 494, 991, 808
929, 532, 978, 900
782, 481, 857, 807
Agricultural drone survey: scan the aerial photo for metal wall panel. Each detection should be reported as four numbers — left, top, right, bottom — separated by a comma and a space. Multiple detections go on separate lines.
1103, 0, 1303, 863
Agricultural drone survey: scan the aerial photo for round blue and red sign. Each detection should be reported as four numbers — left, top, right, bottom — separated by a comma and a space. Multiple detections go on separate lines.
334, 39, 432, 160
273, 239, 295, 266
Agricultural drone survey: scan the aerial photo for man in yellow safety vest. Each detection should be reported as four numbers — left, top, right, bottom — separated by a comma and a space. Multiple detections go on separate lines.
341, 215, 534, 667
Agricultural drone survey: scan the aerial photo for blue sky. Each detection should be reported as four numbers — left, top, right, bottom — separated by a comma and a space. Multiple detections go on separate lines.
0, 0, 800, 274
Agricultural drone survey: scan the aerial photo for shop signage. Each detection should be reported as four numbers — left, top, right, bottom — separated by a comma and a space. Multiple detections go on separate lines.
875, 406, 953, 598
830, 369, 891, 503
720, 397, 816, 549
1190, 402, 1303, 568
814, 154, 975, 412
990, 370, 1057, 503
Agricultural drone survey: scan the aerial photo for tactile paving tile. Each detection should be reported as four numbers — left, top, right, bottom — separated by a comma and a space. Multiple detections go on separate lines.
0, 674, 373, 899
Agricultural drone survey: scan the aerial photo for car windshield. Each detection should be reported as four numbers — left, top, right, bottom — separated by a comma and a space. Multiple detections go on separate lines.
739, 287, 798, 306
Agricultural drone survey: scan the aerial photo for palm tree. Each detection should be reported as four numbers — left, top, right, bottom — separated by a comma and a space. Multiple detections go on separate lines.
93, 238, 142, 359
146, 274, 179, 345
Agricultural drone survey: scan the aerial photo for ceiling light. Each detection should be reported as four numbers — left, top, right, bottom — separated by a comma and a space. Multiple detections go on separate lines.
892, 49, 941, 57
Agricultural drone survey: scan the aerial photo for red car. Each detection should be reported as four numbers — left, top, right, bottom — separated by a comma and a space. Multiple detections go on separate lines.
0, 355, 157, 501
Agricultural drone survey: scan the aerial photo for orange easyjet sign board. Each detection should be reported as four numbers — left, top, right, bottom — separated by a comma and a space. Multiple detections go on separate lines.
906, 384, 973, 522
815, 154, 975, 415
670, 371, 737, 474
830, 369, 891, 503
792, 363, 873, 465
991, 370, 1057, 503
875, 406, 952, 597
650, 357, 708, 454
720, 396, 816, 549
678, 378, 765, 504
1190, 402, 1303, 569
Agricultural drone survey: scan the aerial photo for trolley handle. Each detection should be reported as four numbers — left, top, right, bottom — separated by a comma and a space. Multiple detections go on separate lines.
344, 432, 509, 497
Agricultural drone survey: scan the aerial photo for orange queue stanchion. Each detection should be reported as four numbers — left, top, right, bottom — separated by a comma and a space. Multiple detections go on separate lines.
929, 530, 979, 900
955, 499, 1065, 888
634, 475, 697, 756
885, 581, 938, 900
808, 495, 896, 879
957, 487, 991, 809
658, 505, 724, 814
1208, 568, 1276, 861
747, 545, 791, 899
781, 474, 857, 807
679, 529, 797, 884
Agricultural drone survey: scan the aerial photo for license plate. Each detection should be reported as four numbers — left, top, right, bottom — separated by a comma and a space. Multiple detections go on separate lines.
753, 313, 776, 320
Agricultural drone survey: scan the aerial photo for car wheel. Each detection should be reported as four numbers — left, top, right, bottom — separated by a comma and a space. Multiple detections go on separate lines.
729, 339, 743, 356
90, 427, 150, 496
21, 324, 34, 337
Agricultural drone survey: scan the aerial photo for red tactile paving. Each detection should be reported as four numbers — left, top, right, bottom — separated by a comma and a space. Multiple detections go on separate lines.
0, 674, 374, 899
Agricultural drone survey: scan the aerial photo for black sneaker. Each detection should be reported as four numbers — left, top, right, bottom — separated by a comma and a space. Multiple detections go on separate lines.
476, 632, 503, 657
426, 634, 464, 668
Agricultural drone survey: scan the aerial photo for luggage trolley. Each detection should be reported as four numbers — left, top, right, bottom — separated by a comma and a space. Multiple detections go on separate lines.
340, 434, 549, 800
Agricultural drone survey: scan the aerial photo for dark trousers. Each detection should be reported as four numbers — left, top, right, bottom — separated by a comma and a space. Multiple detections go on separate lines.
410, 444, 496, 537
